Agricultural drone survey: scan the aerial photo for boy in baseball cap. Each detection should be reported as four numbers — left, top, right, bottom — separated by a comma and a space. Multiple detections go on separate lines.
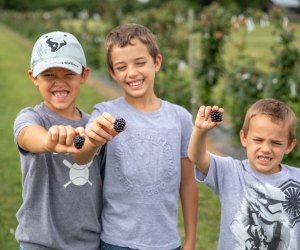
14, 31, 115, 250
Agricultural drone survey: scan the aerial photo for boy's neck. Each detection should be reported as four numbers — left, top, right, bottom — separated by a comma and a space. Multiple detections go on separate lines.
124, 95, 161, 112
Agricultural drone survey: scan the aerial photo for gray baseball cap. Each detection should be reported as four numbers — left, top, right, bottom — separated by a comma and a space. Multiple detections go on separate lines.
31, 31, 86, 77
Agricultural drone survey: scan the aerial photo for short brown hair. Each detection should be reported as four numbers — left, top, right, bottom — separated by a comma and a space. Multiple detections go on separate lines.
242, 98, 296, 144
104, 23, 160, 71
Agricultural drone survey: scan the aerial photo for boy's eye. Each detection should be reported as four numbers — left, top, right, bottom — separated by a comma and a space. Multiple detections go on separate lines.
41, 74, 55, 80
137, 61, 146, 66
43, 73, 55, 77
272, 141, 283, 146
253, 138, 262, 142
116, 66, 126, 71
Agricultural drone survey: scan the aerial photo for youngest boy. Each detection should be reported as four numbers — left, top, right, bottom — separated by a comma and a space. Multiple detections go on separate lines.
188, 98, 300, 249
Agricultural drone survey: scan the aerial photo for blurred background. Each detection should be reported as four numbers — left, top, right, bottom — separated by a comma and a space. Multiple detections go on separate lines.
1, 0, 300, 249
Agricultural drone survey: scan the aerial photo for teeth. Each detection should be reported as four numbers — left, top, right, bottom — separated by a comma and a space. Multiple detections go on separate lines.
258, 156, 271, 161
129, 80, 143, 86
53, 91, 68, 97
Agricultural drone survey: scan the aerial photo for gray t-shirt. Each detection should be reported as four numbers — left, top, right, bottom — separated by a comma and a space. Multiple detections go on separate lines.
89, 97, 193, 250
14, 103, 104, 250
196, 153, 300, 250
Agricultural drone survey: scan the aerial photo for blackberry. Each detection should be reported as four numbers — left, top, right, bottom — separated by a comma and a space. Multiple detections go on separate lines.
210, 110, 222, 122
74, 136, 85, 149
114, 118, 126, 133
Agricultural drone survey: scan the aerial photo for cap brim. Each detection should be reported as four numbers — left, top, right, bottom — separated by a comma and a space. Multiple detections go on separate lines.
32, 57, 83, 77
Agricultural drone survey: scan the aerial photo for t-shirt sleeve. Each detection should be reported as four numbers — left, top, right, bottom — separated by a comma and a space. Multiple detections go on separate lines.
13, 108, 43, 145
86, 103, 106, 128
195, 153, 240, 196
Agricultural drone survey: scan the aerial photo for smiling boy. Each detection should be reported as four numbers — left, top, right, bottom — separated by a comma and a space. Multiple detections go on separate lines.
14, 31, 111, 250
73, 23, 198, 250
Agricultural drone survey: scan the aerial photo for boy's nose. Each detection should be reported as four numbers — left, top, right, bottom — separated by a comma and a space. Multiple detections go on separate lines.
261, 142, 271, 153
127, 65, 138, 77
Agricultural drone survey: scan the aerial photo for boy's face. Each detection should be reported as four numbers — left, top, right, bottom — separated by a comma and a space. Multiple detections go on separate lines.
108, 38, 162, 100
240, 114, 296, 174
28, 67, 89, 118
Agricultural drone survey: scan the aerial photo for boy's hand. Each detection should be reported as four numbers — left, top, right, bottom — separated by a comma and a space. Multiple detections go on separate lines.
44, 125, 85, 153
85, 112, 123, 148
195, 105, 224, 131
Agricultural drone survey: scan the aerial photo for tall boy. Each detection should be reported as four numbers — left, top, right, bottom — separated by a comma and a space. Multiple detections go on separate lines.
74, 23, 198, 250
188, 98, 300, 249
14, 31, 113, 250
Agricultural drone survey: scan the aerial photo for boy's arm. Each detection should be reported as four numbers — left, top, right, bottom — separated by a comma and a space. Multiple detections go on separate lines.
180, 157, 198, 250
73, 112, 119, 165
17, 124, 83, 154
188, 105, 223, 175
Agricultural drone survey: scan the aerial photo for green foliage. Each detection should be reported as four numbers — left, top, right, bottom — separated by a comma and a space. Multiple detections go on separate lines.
226, 63, 265, 139
265, 7, 300, 101
225, 7, 300, 165
195, 3, 231, 104
0, 9, 65, 39
264, 7, 300, 164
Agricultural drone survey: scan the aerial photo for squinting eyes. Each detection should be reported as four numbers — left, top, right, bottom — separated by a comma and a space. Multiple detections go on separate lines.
252, 139, 283, 146
115, 62, 147, 71
41, 74, 76, 79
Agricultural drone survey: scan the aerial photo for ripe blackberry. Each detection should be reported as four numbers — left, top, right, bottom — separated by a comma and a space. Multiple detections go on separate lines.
114, 118, 126, 133
210, 110, 222, 122
74, 136, 85, 149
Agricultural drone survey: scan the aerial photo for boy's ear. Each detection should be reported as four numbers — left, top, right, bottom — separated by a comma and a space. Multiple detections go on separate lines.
240, 129, 247, 148
154, 54, 162, 72
108, 68, 116, 80
28, 70, 39, 86
285, 138, 297, 154
81, 67, 90, 83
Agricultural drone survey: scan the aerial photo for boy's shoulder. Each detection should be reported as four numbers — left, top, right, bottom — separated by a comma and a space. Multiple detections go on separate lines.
15, 103, 43, 118
283, 164, 300, 175
161, 99, 191, 115
94, 97, 122, 108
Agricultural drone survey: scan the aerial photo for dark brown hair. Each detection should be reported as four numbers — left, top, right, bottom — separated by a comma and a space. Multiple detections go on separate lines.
104, 23, 160, 71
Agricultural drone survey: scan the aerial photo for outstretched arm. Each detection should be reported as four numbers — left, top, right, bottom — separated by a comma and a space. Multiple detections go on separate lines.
17, 124, 84, 154
188, 105, 224, 175
73, 112, 120, 165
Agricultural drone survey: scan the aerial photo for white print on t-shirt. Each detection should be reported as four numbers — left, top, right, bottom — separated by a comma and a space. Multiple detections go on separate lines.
230, 182, 297, 250
63, 159, 93, 188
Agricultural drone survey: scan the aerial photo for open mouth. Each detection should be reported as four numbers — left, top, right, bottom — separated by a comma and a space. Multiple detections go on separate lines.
53, 91, 69, 98
257, 155, 272, 164
128, 80, 143, 88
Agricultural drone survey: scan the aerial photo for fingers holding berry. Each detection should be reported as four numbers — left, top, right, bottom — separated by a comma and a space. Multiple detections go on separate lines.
195, 105, 224, 130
